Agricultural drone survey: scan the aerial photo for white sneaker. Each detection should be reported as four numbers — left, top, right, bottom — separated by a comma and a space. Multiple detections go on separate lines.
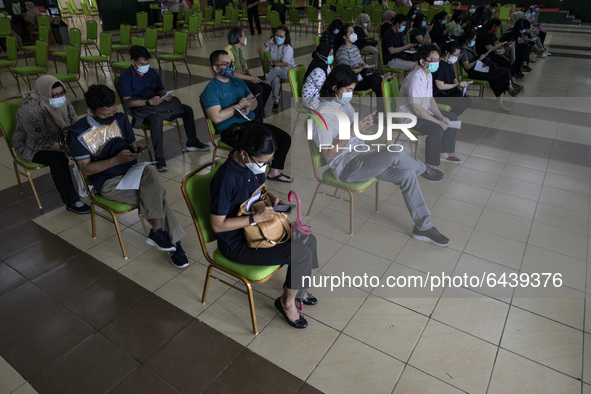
545, 51, 552, 56
541, 52, 549, 58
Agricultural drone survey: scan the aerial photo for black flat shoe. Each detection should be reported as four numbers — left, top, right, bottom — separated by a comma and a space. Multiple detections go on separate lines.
274, 298, 308, 328
296, 290, 318, 306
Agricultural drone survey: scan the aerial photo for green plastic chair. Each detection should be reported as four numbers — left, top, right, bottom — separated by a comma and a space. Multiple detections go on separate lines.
0, 97, 46, 209
52, 44, 84, 97
131, 11, 148, 36
187, 12, 203, 47
458, 62, 486, 97
325, 10, 335, 27
111, 24, 131, 61
0, 17, 12, 48
80, 32, 111, 81
269, 11, 281, 30
341, 8, 352, 24
287, 65, 305, 136
315, 34, 321, 46
157, 12, 174, 43
371, 8, 382, 34
22, 25, 49, 56
30, 15, 55, 45
0, 35, 18, 89
82, 1, 99, 19
158, 30, 190, 79
57, 0, 74, 22
203, 6, 213, 22
204, 9, 223, 37
51, 28, 81, 72
81, 19, 99, 56
10, 40, 48, 92
307, 6, 323, 34
307, 139, 378, 235
145, 27, 160, 69
111, 36, 145, 73
200, 98, 232, 161
352, 6, 363, 20
181, 161, 282, 335
289, 8, 306, 36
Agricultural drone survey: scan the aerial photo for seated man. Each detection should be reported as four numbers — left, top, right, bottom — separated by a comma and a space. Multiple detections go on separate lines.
382, 14, 417, 71
117, 45, 209, 172
67, 84, 189, 268
202, 50, 293, 183
397, 44, 461, 168
225, 26, 272, 121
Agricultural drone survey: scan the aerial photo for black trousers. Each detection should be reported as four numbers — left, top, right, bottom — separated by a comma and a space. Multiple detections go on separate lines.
244, 79, 272, 121
467, 65, 511, 97
222, 234, 319, 290
413, 110, 459, 167
248, 6, 261, 34
355, 74, 383, 97
221, 121, 291, 170
32, 151, 79, 206
137, 103, 199, 158
434, 93, 473, 117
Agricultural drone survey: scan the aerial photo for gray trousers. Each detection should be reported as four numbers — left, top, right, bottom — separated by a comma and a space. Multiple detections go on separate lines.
387, 57, 416, 71
265, 66, 289, 104
338, 150, 433, 231
100, 165, 185, 243
361, 45, 379, 67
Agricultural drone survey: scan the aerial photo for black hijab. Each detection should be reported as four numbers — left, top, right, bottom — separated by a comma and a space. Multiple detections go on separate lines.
304, 42, 332, 82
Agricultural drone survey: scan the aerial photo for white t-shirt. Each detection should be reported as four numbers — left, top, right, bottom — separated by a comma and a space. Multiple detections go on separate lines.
397, 67, 434, 116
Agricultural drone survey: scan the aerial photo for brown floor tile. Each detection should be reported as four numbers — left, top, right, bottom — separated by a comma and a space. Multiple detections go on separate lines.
297, 383, 325, 394
108, 366, 180, 394
0, 207, 28, 234
0, 262, 27, 297
30, 334, 138, 394
146, 320, 243, 394
4, 233, 81, 280
33, 253, 113, 303
0, 221, 46, 260
0, 283, 94, 379
65, 272, 151, 329
102, 294, 192, 362
11, 191, 65, 220
0, 182, 51, 208
203, 349, 305, 394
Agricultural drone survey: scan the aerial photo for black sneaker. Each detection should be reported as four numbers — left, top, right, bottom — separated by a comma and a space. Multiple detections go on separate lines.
412, 226, 449, 247
185, 140, 210, 152
66, 202, 91, 214
420, 166, 445, 182
146, 229, 177, 252
155, 156, 167, 172
169, 241, 189, 268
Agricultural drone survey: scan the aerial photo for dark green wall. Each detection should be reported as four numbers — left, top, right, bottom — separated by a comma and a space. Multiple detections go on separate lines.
98, 0, 155, 31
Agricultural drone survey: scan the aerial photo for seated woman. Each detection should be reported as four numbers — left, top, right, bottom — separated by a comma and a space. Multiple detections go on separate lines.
320, 19, 344, 49
409, 13, 432, 45
428, 11, 452, 46
459, 29, 523, 112
13, 75, 90, 214
312, 64, 449, 247
353, 13, 379, 66
525, 6, 550, 56
258, 25, 295, 113
335, 24, 384, 97
210, 123, 319, 328
501, 18, 534, 74
447, 10, 466, 40
475, 19, 519, 78
380, 10, 396, 39
302, 42, 333, 109
433, 41, 472, 116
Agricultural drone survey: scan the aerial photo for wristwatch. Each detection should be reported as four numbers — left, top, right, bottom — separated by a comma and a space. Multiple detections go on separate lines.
145, 100, 151, 106
249, 214, 257, 226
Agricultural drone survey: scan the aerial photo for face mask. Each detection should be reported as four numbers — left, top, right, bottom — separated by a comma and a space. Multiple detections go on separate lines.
491, 27, 498, 34
49, 96, 66, 108
398, 26, 405, 33
244, 154, 267, 174
448, 55, 458, 65
491, 8, 496, 13
334, 29, 339, 35
469, 8, 475, 14
348, 33, 358, 43
427, 62, 439, 73
441, 20, 446, 25
363, 22, 368, 28
469, 40, 475, 47
524, 12, 531, 18
136, 63, 150, 74
243, 37, 247, 46
520, 29, 526, 34
337, 89, 353, 104
219, 65, 234, 78
411, 14, 416, 19
421, 21, 427, 28
94, 115, 115, 125
532, 12, 535, 16
326, 55, 334, 65
275, 36, 285, 45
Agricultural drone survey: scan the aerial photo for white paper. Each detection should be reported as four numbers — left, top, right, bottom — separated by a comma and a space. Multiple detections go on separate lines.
404, 50, 416, 54
116, 162, 156, 190
448, 120, 462, 129
462, 81, 473, 97
245, 189, 261, 211
160, 90, 173, 99
474, 60, 490, 73
235, 107, 251, 121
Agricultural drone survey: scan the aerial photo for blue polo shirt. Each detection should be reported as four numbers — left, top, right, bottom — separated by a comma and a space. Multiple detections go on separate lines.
117, 66, 164, 99
201, 77, 253, 132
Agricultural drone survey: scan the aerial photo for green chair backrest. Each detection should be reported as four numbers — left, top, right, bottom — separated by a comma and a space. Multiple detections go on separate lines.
99, 32, 111, 56
136, 11, 148, 30
0, 17, 12, 35
353, 6, 363, 19
146, 27, 158, 50
289, 8, 300, 23
341, 8, 351, 22
420, 2, 429, 10
230, 7, 239, 23
37, 15, 50, 29
233, 0, 239, 8
335, 4, 344, 16
191, 4, 200, 13
270, 11, 281, 29
224, 5, 232, 18
6, 35, 17, 62
86, 20, 97, 40
371, 8, 382, 25
119, 24, 131, 45
36, 40, 48, 67
162, 13, 174, 32
37, 24, 49, 42
149, 3, 159, 9
348, 0, 356, 9
183, 162, 223, 244
131, 36, 145, 47
307, 6, 317, 20
288, 64, 306, 101
325, 10, 335, 26
173, 31, 188, 55
188, 13, 202, 34
309, 139, 326, 169
69, 28, 81, 46
214, 9, 223, 25
0, 100, 22, 148
381, 77, 399, 113
204, 6, 213, 21
260, 50, 271, 75
402, 5, 411, 14
315, 34, 321, 46
378, 39, 385, 67
66, 44, 80, 74
82, 2, 91, 16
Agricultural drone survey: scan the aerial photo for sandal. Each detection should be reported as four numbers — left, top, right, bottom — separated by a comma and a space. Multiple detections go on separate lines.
267, 172, 293, 183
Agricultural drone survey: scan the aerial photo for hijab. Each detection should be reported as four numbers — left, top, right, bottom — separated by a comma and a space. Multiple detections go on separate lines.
382, 10, 396, 23
23, 2, 42, 28
507, 11, 524, 30
24, 75, 71, 131
355, 13, 371, 36
304, 42, 332, 82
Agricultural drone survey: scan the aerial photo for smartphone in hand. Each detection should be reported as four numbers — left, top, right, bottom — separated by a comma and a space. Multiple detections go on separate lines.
160, 90, 173, 99
273, 204, 293, 213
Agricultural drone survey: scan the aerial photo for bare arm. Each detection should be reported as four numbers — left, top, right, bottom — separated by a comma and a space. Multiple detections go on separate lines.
205, 94, 257, 124
75, 150, 140, 176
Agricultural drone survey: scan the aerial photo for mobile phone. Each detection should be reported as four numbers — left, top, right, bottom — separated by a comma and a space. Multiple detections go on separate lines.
273, 204, 293, 213
160, 90, 173, 99
250, 93, 261, 100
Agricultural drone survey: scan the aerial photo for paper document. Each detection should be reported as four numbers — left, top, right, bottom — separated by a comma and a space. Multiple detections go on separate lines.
448, 120, 462, 129
235, 107, 251, 121
245, 189, 261, 212
462, 81, 473, 97
404, 50, 416, 54
474, 60, 490, 73
160, 90, 173, 99
116, 162, 156, 190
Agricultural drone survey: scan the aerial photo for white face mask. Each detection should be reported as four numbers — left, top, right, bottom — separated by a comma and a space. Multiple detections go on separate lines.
49, 96, 66, 108
243, 37, 247, 46
448, 55, 458, 64
363, 22, 368, 28
337, 89, 353, 104
135, 61, 150, 74
244, 154, 267, 174
348, 33, 358, 43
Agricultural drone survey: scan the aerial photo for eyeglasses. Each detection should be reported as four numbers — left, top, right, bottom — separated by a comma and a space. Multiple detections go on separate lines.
215, 61, 234, 68
426, 58, 441, 63
51, 90, 66, 98
250, 154, 274, 168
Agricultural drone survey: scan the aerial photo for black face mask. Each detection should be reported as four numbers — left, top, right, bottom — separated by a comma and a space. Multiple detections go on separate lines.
93, 115, 116, 125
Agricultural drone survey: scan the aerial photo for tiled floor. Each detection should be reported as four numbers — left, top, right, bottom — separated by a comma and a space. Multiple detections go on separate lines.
1, 17, 591, 394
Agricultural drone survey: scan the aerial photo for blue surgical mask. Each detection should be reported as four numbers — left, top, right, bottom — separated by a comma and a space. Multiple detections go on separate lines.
469, 8, 475, 14
421, 21, 427, 28
49, 96, 66, 108
441, 20, 446, 25
337, 89, 353, 104
427, 62, 439, 73
491, 8, 496, 12
363, 22, 368, 28
275, 36, 285, 45
524, 12, 531, 18
469, 40, 475, 47
334, 29, 339, 35
326, 55, 334, 65
398, 26, 405, 33
244, 37, 247, 46
137, 64, 150, 74
219, 65, 234, 78
520, 29, 526, 34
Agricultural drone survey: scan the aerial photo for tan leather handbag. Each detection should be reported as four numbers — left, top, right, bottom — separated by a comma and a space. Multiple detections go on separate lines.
238, 185, 291, 248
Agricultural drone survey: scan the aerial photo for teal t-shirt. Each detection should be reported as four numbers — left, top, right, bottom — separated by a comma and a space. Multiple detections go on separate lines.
201, 77, 254, 132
